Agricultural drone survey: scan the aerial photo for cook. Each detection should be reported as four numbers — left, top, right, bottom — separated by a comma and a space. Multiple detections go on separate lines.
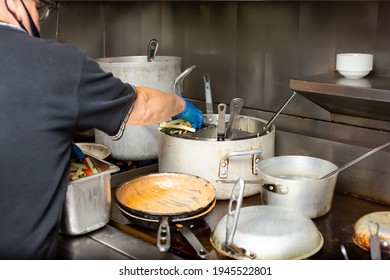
0, 0, 204, 259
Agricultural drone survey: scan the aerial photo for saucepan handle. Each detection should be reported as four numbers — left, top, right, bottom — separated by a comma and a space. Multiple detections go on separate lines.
157, 216, 171, 252
218, 149, 263, 178
225, 178, 245, 245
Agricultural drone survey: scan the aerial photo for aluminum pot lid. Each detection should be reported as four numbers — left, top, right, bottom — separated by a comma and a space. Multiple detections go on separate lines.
210, 205, 324, 260
353, 211, 390, 252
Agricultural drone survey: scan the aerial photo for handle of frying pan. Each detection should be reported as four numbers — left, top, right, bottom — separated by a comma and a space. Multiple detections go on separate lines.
368, 220, 382, 260
177, 224, 209, 259
157, 216, 171, 252
225, 178, 245, 246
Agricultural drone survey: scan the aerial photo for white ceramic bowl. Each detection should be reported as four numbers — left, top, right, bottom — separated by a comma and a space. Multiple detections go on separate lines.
336, 53, 373, 79
75, 142, 111, 160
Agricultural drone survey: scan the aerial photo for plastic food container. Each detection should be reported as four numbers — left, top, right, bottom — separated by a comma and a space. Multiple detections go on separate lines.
60, 153, 119, 235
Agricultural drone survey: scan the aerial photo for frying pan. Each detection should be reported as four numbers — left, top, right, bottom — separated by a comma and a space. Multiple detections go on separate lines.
115, 172, 216, 257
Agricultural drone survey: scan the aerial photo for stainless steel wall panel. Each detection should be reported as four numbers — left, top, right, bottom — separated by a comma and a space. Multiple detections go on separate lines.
334, 2, 378, 55
374, 1, 390, 76
56, 2, 105, 58
104, 2, 144, 57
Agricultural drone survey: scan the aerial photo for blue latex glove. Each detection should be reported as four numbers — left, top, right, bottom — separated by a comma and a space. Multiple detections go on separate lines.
71, 143, 85, 162
174, 97, 204, 129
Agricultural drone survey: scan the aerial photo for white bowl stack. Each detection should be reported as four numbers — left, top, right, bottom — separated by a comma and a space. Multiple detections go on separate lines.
336, 53, 373, 79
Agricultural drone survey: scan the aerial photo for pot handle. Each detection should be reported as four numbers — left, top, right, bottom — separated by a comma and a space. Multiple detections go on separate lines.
223, 178, 256, 259
218, 149, 262, 179
157, 216, 171, 252
225, 178, 245, 245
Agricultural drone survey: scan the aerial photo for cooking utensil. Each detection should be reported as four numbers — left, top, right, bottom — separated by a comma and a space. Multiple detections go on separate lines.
222, 178, 251, 257
217, 103, 227, 141
115, 172, 216, 252
353, 211, 390, 255
320, 141, 390, 179
259, 155, 339, 218
340, 245, 349, 260
147, 39, 159, 62
174, 65, 196, 96
204, 74, 213, 115
211, 179, 324, 259
158, 115, 275, 199
262, 91, 296, 135
368, 220, 382, 260
225, 98, 244, 139
177, 224, 209, 259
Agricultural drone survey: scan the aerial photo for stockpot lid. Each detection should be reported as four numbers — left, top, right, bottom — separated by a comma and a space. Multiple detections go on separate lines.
210, 205, 324, 260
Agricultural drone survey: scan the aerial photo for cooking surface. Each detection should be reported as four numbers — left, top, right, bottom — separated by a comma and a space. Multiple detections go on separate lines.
57, 166, 390, 260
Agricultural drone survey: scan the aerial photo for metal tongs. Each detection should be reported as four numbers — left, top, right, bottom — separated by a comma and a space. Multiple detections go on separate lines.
223, 178, 256, 259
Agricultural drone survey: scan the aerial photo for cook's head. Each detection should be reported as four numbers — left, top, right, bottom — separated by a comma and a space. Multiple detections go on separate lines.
1, 0, 56, 37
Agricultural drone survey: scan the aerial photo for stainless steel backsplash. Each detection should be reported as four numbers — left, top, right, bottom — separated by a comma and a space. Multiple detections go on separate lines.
41, 1, 390, 205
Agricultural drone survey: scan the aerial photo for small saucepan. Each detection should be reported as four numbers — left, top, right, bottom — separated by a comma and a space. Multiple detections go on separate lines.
115, 172, 216, 257
259, 141, 390, 218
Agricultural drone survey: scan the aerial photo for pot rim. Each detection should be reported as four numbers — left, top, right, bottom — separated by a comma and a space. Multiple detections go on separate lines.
257, 155, 339, 181
95, 55, 182, 65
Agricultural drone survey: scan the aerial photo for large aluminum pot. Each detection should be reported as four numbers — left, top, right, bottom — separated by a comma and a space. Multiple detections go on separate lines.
258, 155, 339, 218
94, 56, 182, 160
158, 115, 275, 200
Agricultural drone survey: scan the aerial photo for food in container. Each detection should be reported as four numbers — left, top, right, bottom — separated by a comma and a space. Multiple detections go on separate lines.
60, 152, 119, 235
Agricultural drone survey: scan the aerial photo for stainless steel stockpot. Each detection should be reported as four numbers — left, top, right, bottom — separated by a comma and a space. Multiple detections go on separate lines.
158, 115, 275, 200
94, 56, 182, 160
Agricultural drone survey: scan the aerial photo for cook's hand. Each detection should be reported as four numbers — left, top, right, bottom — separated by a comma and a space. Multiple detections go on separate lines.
174, 97, 204, 129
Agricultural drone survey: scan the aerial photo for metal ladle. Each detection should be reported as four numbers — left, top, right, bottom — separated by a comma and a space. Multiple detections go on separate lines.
320, 141, 390, 179
262, 91, 297, 134
225, 98, 244, 139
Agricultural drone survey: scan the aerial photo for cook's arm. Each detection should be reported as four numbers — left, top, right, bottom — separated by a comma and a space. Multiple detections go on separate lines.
127, 86, 204, 129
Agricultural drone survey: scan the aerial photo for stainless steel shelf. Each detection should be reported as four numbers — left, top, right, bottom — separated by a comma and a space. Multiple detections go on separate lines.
290, 72, 390, 122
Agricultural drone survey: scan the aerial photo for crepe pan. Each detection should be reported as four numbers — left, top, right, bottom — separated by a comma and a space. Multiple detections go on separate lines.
115, 172, 216, 257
